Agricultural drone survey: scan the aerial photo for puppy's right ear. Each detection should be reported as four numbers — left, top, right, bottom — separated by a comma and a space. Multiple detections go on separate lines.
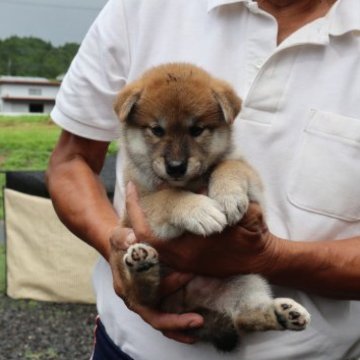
114, 83, 142, 122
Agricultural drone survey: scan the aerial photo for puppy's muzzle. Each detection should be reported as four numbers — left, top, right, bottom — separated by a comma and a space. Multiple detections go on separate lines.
165, 160, 188, 178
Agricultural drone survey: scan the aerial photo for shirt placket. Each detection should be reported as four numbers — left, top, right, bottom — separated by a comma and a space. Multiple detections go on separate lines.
241, 8, 330, 126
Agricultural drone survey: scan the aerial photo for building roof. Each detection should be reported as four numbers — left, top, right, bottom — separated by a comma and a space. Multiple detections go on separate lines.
0, 76, 60, 86
2, 95, 56, 102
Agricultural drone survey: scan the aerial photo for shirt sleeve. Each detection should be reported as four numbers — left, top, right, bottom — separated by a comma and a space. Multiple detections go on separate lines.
51, 0, 130, 141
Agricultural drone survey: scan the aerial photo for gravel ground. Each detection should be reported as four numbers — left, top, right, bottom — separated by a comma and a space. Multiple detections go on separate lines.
1, 292, 359, 360
0, 293, 97, 360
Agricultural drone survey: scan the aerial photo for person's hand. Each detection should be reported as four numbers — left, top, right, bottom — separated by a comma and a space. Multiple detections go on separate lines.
108, 212, 204, 344
125, 181, 281, 278
155, 203, 280, 277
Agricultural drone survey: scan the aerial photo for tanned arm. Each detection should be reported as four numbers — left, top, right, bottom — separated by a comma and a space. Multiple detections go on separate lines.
264, 235, 360, 300
46, 130, 118, 260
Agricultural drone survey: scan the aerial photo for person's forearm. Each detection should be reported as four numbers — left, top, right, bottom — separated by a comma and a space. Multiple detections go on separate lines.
263, 236, 360, 299
47, 155, 118, 260
46, 130, 121, 260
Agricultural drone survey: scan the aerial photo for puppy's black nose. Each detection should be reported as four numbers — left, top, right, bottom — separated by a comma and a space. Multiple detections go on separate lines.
166, 161, 187, 178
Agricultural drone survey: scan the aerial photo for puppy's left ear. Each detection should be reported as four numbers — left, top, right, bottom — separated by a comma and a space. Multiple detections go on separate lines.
114, 82, 142, 122
211, 79, 242, 124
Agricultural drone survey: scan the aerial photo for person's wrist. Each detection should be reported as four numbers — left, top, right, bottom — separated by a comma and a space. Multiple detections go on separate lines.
233, 203, 286, 276
259, 233, 290, 280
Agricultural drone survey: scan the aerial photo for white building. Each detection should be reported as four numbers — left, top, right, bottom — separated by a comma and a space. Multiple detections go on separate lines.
0, 76, 60, 114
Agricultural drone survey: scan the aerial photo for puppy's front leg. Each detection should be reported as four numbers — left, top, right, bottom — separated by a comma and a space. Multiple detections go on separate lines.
209, 157, 264, 225
139, 189, 227, 238
120, 188, 227, 307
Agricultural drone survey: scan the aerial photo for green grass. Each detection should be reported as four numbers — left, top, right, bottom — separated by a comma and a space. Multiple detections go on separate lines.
0, 114, 118, 219
0, 115, 61, 220
0, 118, 61, 168
0, 114, 53, 126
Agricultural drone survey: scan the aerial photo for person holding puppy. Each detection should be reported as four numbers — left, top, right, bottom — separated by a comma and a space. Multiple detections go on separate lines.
47, 0, 360, 359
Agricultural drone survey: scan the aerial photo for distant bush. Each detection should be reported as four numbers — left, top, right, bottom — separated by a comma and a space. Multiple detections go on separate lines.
0, 36, 79, 79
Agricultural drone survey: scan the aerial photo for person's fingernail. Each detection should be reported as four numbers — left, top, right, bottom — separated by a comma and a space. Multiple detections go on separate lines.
126, 232, 136, 245
189, 319, 203, 328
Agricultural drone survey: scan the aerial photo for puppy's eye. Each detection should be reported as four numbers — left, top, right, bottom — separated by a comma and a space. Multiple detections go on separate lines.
150, 125, 165, 137
189, 126, 205, 137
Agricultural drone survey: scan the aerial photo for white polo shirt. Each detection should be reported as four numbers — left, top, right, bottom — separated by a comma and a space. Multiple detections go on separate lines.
52, 0, 360, 359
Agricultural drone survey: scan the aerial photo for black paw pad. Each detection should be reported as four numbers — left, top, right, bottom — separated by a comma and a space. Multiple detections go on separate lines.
131, 247, 148, 261
281, 303, 292, 310
289, 311, 301, 320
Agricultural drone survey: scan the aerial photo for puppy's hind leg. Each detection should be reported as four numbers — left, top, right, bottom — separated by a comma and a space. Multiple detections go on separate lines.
231, 276, 310, 332
235, 298, 311, 332
123, 243, 161, 307
186, 308, 239, 352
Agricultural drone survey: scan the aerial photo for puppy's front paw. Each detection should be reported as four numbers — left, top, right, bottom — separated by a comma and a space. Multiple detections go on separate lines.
124, 244, 159, 273
174, 195, 227, 236
273, 298, 311, 331
211, 190, 249, 226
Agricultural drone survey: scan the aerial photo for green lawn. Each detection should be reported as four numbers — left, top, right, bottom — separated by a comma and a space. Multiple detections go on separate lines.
0, 115, 61, 167
0, 115, 60, 220
0, 114, 117, 219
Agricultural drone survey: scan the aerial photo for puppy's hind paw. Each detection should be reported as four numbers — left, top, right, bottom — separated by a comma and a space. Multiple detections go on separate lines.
123, 244, 159, 273
273, 298, 310, 331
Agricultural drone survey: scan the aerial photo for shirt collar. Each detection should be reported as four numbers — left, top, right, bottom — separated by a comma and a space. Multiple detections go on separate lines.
327, 0, 360, 36
207, 0, 360, 35
207, 0, 248, 12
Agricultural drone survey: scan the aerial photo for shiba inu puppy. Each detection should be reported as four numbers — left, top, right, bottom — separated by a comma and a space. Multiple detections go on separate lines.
112, 63, 310, 351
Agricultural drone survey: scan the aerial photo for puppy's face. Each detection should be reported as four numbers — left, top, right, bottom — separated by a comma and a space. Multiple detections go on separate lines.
115, 64, 241, 186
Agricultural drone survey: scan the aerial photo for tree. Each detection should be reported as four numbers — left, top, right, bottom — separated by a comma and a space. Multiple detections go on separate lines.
0, 36, 79, 79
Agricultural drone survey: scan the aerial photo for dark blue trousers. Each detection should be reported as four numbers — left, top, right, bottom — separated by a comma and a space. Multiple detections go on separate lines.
91, 318, 134, 360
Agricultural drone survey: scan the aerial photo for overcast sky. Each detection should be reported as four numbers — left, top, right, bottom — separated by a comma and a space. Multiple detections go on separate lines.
0, 0, 107, 46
